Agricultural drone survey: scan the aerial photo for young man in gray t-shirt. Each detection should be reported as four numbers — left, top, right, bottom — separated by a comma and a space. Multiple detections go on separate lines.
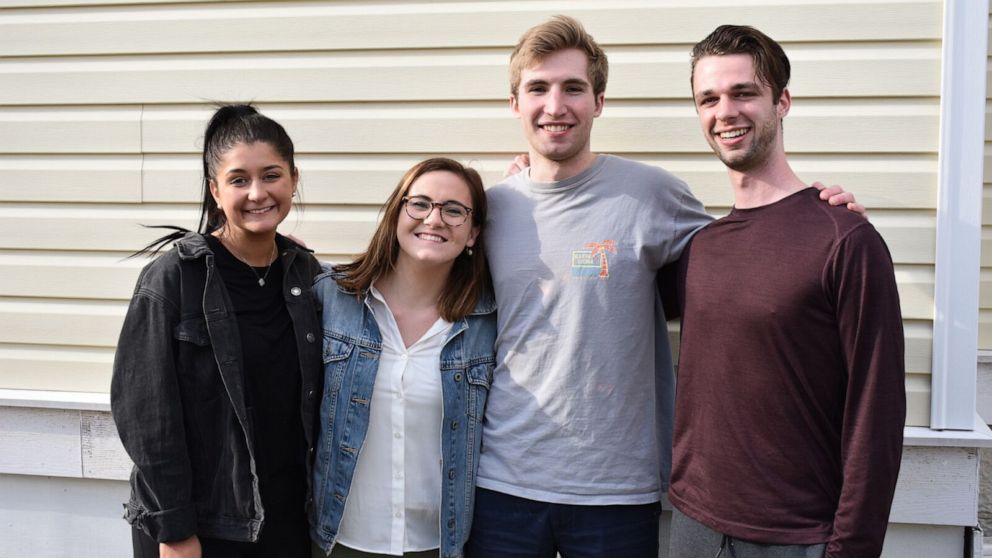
467, 16, 857, 558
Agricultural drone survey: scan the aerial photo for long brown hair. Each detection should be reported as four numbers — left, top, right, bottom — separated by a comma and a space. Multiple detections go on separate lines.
335, 158, 490, 322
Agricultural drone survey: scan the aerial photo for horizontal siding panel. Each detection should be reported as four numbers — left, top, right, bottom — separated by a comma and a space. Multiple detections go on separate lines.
905, 372, 930, 426
0, 104, 935, 155
904, 320, 932, 375
0, 1, 941, 56
142, 154, 511, 204
0, 252, 143, 300
0, 345, 113, 392
0, 299, 126, 348
0, 107, 141, 154
0, 49, 939, 105
0, 155, 141, 202
670, 157, 937, 210
894, 265, 933, 321
0, 205, 935, 264
980, 309, 992, 351
135, 103, 939, 155
142, 153, 937, 209
0, 205, 379, 254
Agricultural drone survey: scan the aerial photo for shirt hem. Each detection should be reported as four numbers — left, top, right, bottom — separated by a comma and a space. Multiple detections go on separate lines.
669, 491, 831, 545
476, 477, 660, 506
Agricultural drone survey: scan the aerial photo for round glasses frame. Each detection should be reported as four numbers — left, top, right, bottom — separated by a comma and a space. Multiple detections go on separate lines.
402, 196, 473, 226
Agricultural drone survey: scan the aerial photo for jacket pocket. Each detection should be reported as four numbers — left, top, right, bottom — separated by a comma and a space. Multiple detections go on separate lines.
322, 336, 353, 365
464, 361, 494, 420
174, 317, 210, 346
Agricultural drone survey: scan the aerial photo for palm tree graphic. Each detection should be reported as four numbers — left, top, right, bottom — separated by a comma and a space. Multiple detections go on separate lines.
584, 240, 616, 278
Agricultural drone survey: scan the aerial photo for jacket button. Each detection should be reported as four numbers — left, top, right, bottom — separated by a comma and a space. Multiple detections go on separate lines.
306, 332, 315, 343
291, 286, 302, 296
309, 447, 315, 455
307, 389, 316, 401
448, 468, 456, 480
448, 519, 456, 529
450, 420, 458, 430
453, 373, 462, 382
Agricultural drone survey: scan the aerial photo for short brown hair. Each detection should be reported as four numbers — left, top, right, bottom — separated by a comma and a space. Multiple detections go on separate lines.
690, 25, 791, 104
509, 15, 608, 97
335, 158, 490, 323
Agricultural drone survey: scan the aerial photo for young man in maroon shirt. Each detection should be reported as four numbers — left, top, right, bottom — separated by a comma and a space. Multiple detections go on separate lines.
668, 25, 906, 558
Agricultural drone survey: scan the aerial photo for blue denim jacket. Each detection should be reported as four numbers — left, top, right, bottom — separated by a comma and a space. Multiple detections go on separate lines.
309, 270, 496, 558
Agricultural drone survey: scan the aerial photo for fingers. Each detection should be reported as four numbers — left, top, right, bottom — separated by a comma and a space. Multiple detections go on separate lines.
503, 154, 530, 178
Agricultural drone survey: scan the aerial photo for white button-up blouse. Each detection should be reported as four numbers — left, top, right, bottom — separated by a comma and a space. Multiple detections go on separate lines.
335, 286, 451, 554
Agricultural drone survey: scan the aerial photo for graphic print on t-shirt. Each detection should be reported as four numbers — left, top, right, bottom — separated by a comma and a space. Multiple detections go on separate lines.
571, 240, 616, 278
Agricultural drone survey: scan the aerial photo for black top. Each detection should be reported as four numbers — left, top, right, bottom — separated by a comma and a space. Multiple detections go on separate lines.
206, 235, 305, 516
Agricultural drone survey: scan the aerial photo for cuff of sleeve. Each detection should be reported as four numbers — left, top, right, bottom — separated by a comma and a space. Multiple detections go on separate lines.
124, 501, 197, 543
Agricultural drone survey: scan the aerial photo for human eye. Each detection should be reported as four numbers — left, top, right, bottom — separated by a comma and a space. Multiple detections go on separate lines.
442, 203, 468, 219
229, 176, 248, 186
407, 197, 432, 212
264, 171, 282, 181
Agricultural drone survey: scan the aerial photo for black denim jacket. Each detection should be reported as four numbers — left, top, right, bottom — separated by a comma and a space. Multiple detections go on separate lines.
110, 232, 323, 543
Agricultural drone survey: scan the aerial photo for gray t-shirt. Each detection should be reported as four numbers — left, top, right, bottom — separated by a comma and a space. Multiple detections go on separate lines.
478, 154, 711, 504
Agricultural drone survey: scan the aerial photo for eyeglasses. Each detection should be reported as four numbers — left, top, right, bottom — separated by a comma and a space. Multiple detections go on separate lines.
402, 196, 473, 226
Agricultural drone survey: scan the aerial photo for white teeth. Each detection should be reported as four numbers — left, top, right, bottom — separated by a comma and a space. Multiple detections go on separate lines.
719, 128, 749, 139
542, 124, 570, 132
417, 233, 445, 243
246, 206, 273, 214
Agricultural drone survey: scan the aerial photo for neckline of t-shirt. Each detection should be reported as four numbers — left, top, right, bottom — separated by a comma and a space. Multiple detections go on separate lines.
728, 186, 816, 217
522, 154, 610, 195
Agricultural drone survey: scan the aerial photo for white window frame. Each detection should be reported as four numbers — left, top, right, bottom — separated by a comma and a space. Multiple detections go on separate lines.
930, 0, 989, 430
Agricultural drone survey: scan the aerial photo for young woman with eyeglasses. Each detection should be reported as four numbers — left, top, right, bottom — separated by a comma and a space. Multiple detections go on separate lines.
309, 158, 496, 558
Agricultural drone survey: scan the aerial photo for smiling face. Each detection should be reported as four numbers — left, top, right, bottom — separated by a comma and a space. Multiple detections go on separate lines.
511, 48, 605, 178
209, 141, 297, 241
691, 53, 789, 173
395, 170, 479, 271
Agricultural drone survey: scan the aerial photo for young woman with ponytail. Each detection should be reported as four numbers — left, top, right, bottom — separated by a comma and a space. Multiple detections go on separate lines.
111, 104, 322, 558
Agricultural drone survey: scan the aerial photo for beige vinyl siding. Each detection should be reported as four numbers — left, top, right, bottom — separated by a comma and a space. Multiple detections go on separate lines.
0, 0, 940, 426
982, 3, 992, 350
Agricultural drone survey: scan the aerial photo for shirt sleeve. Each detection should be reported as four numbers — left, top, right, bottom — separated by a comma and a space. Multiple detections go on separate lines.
670, 183, 712, 263
110, 274, 197, 542
824, 224, 906, 557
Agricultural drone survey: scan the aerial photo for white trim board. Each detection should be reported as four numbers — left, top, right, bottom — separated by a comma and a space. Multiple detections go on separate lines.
930, 0, 989, 429
0, 389, 110, 411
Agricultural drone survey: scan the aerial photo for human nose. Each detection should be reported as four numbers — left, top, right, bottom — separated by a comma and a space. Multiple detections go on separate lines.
422, 204, 445, 226
715, 96, 738, 121
247, 179, 266, 201
544, 88, 567, 117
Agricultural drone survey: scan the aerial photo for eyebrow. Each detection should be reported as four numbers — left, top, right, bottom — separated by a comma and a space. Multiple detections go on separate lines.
224, 164, 284, 175
407, 194, 470, 208
522, 77, 590, 88
695, 82, 760, 99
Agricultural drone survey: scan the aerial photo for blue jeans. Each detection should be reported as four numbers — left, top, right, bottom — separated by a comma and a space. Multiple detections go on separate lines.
466, 488, 661, 558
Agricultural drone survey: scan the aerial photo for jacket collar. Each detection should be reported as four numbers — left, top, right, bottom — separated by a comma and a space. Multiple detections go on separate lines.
331, 268, 496, 317
174, 231, 312, 261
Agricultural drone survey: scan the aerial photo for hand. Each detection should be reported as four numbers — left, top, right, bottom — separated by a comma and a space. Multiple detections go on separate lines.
160, 535, 201, 558
504, 154, 530, 178
814, 181, 867, 218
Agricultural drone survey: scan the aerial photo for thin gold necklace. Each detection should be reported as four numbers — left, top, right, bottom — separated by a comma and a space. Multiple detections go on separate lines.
223, 239, 278, 287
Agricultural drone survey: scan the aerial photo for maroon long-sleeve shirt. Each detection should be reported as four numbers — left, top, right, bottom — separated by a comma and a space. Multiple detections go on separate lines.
669, 187, 906, 558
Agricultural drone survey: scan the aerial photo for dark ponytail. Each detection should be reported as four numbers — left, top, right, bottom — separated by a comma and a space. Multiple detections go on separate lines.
132, 104, 297, 257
